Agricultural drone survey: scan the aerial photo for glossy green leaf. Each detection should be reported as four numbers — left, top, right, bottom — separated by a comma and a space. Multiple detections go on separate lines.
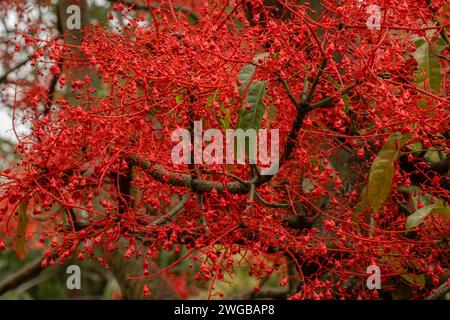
237, 64, 255, 96
236, 81, 267, 132
406, 205, 450, 230
237, 53, 268, 96
234, 81, 267, 158
368, 133, 411, 212
413, 38, 446, 94
234, 53, 269, 158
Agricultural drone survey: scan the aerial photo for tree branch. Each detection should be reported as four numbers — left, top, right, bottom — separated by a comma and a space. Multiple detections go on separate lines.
152, 193, 190, 226
0, 257, 44, 296
254, 191, 290, 208
310, 83, 358, 109
427, 271, 450, 300
128, 157, 251, 194
0, 58, 31, 84
426, 0, 450, 45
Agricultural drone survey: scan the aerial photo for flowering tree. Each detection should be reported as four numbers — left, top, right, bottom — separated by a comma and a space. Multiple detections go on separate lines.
0, 0, 449, 300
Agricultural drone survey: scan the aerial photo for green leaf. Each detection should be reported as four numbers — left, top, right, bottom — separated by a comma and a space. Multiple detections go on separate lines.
406, 205, 450, 230
413, 38, 446, 94
236, 81, 267, 132
218, 102, 231, 129
302, 178, 315, 193
237, 64, 255, 96
342, 94, 350, 113
235, 53, 269, 130
424, 147, 444, 164
407, 142, 423, 152
411, 188, 438, 210
368, 133, 411, 213
267, 103, 277, 123
400, 274, 426, 289
234, 53, 269, 158
218, 116, 231, 130
234, 81, 267, 159
237, 53, 268, 96
15, 198, 29, 259
355, 187, 369, 214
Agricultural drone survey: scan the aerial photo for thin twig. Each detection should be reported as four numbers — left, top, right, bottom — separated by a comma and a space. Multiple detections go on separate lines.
426, 271, 450, 300
0, 58, 31, 84
152, 193, 190, 226
254, 191, 290, 208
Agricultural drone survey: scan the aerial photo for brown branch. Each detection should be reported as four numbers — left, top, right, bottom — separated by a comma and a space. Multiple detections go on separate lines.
309, 83, 358, 109
277, 59, 329, 163
427, 271, 450, 300
0, 58, 31, 84
426, 281, 450, 300
0, 257, 44, 296
152, 193, 190, 226
280, 78, 302, 109
305, 60, 327, 103
254, 191, 290, 208
127, 157, 251, 194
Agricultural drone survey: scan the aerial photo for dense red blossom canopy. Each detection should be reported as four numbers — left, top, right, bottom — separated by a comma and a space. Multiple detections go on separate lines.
0, 0, 449, 299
